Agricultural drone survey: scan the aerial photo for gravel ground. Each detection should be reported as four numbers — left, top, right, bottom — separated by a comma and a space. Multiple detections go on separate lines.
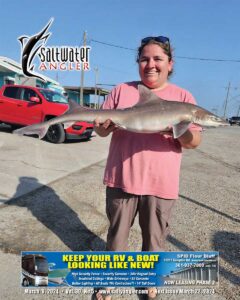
0, 127, 239, 300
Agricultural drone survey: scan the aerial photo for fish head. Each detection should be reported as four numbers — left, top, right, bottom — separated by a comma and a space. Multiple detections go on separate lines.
193, 108, 229, 127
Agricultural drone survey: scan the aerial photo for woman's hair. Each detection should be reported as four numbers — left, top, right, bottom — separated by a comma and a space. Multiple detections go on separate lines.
136, 39, 174, 76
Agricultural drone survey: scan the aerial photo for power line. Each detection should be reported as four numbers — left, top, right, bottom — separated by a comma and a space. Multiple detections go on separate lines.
90, 39, 136, 51
90, 39, 240, 63
176, 56, 240, 63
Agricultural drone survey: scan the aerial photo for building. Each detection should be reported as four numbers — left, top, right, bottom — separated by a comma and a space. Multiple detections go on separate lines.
0, 56, 63, 92
0, 56, 110, 106
64, 86, 109, 107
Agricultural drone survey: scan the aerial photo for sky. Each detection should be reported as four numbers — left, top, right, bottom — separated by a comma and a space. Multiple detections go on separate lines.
0, 0, 240, 117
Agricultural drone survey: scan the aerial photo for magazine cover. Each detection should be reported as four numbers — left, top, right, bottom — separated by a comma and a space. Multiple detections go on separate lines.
0, 1, 239, 300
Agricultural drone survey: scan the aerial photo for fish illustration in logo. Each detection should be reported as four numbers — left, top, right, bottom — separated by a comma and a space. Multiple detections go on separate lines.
18, 18, 53, 81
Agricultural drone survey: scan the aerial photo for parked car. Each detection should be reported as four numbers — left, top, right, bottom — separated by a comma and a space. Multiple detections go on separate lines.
0, 85, 93, 143
228, 116, 240, 126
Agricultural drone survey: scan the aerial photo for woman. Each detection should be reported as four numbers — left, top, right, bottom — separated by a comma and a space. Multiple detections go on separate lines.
94, 36, 202, 299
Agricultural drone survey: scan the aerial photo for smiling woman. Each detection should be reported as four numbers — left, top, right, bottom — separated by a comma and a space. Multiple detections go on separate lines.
93, 36, 203, 300
136, 37, 173, 89
94, 35, 203, 246
138, 43, 173, 90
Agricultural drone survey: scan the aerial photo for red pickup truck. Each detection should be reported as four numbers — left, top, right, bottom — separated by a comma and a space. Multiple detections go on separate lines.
0, 84, 93, 143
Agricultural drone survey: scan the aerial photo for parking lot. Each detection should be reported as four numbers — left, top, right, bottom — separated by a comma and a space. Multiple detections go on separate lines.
0, 126, 239, 300
0, 124, 111, 201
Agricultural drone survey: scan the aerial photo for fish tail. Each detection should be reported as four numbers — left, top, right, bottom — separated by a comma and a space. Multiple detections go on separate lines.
13, 122, 49, 139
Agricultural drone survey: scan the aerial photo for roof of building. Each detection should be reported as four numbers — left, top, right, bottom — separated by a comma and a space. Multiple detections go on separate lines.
64, 86, 110, 96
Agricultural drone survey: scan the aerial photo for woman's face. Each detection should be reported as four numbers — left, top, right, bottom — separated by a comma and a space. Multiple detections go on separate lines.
138, 43, 173, 89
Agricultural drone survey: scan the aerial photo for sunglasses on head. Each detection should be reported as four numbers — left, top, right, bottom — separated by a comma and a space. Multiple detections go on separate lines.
141, 36, 170, 45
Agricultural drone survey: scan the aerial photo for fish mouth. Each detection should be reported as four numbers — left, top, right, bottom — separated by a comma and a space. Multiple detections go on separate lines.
209, 119, 229, 127
215, 117, 229, 126
220, 121, 230, 126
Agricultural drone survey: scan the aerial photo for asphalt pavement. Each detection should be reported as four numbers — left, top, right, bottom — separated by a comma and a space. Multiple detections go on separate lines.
0, 126, 239, 300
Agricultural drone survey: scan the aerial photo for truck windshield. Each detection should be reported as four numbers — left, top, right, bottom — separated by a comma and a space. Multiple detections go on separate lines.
39, 90, 68, 104
35, 257, 49, 274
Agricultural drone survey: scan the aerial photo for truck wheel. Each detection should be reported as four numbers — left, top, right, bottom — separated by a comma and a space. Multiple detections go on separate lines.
22, 278, 29, 286
46, 124, 65, 144
11, 124, 20, 130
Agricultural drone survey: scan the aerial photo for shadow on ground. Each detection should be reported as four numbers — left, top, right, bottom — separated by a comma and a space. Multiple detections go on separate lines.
5, 176, 106, 251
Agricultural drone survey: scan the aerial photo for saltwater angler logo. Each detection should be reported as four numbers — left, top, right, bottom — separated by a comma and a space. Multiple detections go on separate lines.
18, 18, 91, 82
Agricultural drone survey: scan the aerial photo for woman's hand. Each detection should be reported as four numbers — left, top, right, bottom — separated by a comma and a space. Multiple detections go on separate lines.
177, 130, 202, 149
94, 119, 117, 137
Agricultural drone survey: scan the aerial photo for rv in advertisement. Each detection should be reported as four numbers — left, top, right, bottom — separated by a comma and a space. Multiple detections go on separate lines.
22, 254, 48, 286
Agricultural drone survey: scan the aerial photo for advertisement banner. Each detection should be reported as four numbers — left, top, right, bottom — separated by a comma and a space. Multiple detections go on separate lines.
21, 251, 219, 288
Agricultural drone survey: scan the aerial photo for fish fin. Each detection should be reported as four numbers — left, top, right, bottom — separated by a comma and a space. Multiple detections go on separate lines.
173, 122, 191, 138
64, 99, 90, 115
68, 99, 80, 110
134, 84, 166, 107
13, 122, 49, 139
18, 36, 28, 46
115, 123, 126, 129
63, 122, 75, 129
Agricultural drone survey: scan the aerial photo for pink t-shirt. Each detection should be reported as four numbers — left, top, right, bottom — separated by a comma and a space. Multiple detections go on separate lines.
102, 81, 201, 199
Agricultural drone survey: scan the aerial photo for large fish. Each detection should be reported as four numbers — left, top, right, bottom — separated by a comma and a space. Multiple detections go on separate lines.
13, 85, 228, 139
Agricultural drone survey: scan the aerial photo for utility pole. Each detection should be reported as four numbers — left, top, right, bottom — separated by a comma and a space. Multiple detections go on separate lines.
94, 67, 99, 108
80, 31, 87, 105
98, 89, 101, 109
237, 104, 240, 116
223, 82, 231, 119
